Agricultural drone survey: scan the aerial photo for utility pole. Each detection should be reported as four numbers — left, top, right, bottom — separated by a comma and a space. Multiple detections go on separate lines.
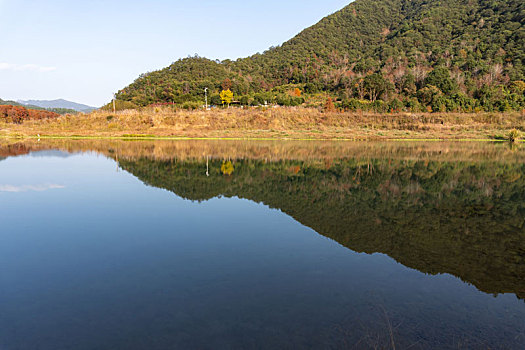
112, 93, 116, 113
204, 88, 208, 110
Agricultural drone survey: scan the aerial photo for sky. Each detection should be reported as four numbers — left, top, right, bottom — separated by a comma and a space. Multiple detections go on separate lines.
0, 0, 350, 107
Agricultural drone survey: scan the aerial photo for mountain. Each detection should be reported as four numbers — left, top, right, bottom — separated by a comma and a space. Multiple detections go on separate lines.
18, 99, 96, 112
0, 98, 77, 115
115, 0, 525, 112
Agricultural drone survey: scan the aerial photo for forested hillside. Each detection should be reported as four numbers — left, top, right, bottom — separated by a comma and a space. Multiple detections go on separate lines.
115, 0, 525, 112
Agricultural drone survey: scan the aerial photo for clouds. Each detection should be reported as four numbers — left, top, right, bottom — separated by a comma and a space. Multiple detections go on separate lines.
0, 62, 56, 72
0, 184, 65, 192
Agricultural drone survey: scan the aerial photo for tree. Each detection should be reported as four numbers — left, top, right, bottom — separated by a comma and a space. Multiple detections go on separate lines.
222, 78, 232, 91
354, 78, 366, 100
221, 161, 234, 175
220, 89, 234, 107
240, 95, 250, 106
417, 85, 443, 106
363, 73, 390, 101
424, 67, 457, 95
400, 72, 416, 95
510, 81, 525, 94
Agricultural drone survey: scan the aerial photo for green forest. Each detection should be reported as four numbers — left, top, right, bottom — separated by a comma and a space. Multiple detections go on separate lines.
114, 0, 525, 113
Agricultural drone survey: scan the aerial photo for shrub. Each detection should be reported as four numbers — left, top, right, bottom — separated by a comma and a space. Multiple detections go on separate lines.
181, 101, 201, 110
388, 98, 404, 113
101, 100, 137, 111
341, 98, 373, 111
239, 95, 251, 106
324, 97, 336, 112
507, 129, 521, 143
210, 94, 222, 106
405, 98, 424, 112
304, 83, 321, 94
371, 100, 387, 113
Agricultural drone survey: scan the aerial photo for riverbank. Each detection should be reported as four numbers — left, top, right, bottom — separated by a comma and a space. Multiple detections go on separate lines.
0, 107, 523, 140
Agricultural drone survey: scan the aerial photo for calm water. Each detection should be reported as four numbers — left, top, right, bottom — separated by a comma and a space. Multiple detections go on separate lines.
0, 140, 524, 349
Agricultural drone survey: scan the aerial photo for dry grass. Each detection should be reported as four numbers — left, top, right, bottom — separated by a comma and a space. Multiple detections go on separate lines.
1, 106, 524, 140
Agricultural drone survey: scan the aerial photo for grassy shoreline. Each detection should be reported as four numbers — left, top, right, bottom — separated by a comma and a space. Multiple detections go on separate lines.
0, 135, 516, 143
1, 107, 523, 141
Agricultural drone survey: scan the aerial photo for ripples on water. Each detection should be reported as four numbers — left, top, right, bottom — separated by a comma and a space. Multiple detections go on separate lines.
0, 140, 524, 349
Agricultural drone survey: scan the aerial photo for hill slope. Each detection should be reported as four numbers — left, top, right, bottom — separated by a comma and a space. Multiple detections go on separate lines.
116, 0, 525, 112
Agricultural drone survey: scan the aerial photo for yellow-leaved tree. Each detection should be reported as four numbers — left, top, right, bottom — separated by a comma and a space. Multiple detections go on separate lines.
220, 89, 234, 108
221, 161, 234, 175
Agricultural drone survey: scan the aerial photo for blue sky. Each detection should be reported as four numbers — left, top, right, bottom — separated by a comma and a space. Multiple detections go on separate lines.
0, 0, 350, 106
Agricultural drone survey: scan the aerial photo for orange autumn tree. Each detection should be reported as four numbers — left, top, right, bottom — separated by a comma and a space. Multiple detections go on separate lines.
324, 97, 336, 112
221, 78, 232, 91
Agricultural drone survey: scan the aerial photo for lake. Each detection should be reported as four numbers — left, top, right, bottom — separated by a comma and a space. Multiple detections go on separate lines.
0, 140, 524, 349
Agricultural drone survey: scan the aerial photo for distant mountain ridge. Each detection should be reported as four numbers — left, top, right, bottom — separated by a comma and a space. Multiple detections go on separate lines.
18, 99, 96, 112
0, 98, 77, 115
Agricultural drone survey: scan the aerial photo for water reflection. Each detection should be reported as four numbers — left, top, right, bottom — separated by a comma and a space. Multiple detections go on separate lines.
1, 139, 524, 349
2, 139, 525, 298
119, 152, 525, 300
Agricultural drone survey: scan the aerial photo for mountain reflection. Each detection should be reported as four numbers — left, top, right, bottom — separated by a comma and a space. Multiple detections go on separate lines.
2, 139, 524, 299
